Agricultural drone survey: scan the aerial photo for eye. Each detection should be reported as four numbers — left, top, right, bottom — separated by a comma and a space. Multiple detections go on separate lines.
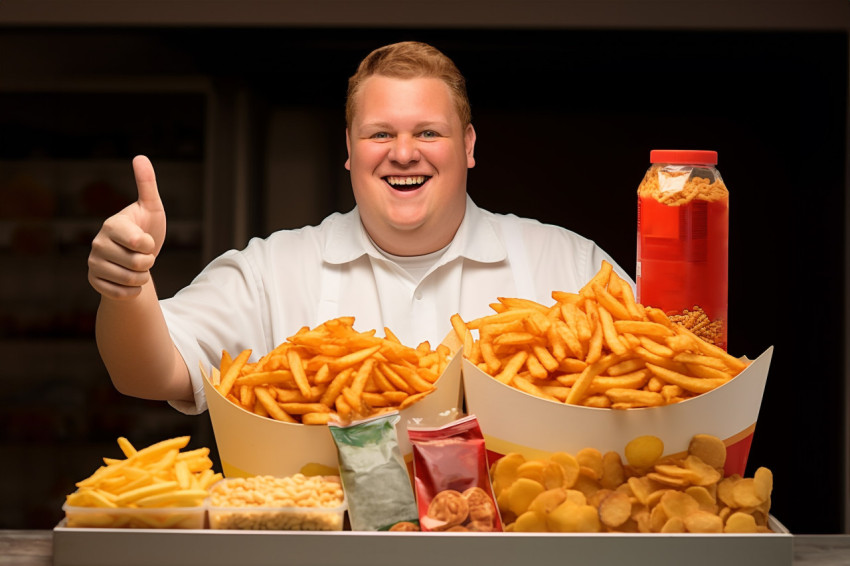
370, 132, 391, 140
419, 130, 440, 139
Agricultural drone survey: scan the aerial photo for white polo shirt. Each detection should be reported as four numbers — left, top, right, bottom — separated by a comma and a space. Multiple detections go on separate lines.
162, 196, 630, 414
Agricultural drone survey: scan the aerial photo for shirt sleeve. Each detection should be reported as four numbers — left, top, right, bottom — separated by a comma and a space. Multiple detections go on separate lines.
161, 246, 272, 415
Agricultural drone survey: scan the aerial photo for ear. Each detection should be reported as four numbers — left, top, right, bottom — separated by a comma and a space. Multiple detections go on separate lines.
344, 128, 352, 171
464, 124, 477, 169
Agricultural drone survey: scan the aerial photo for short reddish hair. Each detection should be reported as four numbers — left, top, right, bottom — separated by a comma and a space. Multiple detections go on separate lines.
346, 41, 471, 129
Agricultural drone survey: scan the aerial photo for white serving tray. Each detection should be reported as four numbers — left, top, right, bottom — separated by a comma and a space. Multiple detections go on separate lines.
53, 516, 792, 566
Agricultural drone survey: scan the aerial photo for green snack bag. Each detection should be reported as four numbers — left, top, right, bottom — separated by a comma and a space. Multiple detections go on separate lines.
329, 412, 419, 531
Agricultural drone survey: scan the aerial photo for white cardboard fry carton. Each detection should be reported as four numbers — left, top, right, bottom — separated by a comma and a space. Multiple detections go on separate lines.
463, 346, 773, 477
202, 350, 464, 478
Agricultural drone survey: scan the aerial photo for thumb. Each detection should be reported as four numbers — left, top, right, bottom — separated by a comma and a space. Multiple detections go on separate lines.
130, 155, 167, 256
133, 155, 164, 213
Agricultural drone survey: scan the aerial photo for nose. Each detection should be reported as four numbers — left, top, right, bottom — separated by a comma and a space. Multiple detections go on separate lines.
388, 134, 420, 165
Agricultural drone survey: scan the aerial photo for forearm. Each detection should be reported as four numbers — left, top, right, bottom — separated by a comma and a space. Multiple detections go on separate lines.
95, 280, 192, 402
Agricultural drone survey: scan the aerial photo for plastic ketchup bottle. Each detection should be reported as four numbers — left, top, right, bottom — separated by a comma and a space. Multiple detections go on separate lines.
636, 149, 729, 350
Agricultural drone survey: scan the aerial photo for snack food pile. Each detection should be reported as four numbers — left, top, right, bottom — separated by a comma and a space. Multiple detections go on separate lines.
491, 433, 773, 533
452, 260, 748, 409
64, 436, 221, 528
210, 316, 452, 425
208, 475, 346, 530
63, 429, 774, 534
638, 162, 729, 208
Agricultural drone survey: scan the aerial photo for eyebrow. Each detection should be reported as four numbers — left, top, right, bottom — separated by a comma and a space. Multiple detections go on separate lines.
357, 120, 452, 131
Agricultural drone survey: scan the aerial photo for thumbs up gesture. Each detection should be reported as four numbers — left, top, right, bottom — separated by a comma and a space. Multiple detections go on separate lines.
88, 156, 168, 299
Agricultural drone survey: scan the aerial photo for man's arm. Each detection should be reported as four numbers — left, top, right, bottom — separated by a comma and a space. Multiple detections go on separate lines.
87, 156, 193, 402
95, 281, 192, 401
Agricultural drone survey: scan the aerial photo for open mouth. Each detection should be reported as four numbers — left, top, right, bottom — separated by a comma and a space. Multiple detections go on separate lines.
384, 175, 431, 191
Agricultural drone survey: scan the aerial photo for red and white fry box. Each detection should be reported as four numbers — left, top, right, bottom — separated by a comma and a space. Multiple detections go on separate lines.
463, 346, 773, 477
201, 350, 464, 479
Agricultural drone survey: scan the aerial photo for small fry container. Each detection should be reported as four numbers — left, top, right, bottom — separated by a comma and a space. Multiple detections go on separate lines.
62, 503, 206, 529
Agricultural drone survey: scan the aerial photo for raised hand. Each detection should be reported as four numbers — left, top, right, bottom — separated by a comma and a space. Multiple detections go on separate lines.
87, 155, 167, 299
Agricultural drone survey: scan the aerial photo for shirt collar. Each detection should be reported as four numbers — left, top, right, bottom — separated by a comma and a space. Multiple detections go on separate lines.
322, 195, 507, 265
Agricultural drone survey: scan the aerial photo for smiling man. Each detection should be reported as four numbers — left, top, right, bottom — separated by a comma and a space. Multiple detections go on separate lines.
87, 41, 630, 414
345, 69, 475, 256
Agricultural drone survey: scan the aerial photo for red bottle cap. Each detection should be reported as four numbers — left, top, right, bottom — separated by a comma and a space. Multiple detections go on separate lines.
650, 150, 717, 165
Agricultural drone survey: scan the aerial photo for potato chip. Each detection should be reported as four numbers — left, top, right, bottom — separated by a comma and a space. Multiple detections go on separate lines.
624, 435, 665, 470
683, 455, 722, 486
731, 478, 768, 508
600, 451, 626, 490
528, 488, 568, 515
598, 491, 632, 528
547, 501, 602, 533
576, 447, 604, 481
513, 510, 548, 532
660, 516, 686, 533
685, 486, 718, 513
516, 460, 547, 484
724, 511, 759, 533
684, 510, 724, 533
507, 478, 546, 516
659, 490, 700, 519
549, 452, 581, 489
691, 429, 729, 460
491, 453, 526, 494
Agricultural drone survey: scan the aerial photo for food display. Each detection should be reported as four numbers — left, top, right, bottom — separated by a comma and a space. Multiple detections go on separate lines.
207, 475, 346, 531
491, 433, 773, 534
451, 260, 748, 409
210, 316, 452, 425
637, 150, 729, 349
63, 436, 221, 529
59, 221, 782, 566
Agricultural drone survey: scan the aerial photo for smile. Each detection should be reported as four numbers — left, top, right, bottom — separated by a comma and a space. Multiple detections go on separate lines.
384, 175, 431, 191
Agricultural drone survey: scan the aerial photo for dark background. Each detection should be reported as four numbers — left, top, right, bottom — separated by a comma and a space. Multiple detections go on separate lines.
0, 25, 846, 534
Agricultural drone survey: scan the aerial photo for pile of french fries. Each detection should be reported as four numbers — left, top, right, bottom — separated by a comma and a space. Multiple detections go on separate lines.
210, 316, 452, 424
451, 261, 748, 409
67, 436, 221, 509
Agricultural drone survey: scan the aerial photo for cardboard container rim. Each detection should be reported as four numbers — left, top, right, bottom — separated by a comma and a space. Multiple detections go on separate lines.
465, 345, 773, 409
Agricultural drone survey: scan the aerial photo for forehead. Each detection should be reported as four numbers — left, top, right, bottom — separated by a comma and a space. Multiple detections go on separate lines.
351, 75, 459, 125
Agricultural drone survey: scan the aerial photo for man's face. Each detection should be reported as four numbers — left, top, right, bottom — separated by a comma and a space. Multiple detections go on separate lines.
346, 75, 476, 256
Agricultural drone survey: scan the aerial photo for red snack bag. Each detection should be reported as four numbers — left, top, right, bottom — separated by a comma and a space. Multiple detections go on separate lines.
408, 415, 503, 532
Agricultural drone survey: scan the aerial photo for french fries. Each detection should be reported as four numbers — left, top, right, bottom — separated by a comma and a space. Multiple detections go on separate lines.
65, 436, 222, 528
452, 261, 749, 409
211, 317, 452, 424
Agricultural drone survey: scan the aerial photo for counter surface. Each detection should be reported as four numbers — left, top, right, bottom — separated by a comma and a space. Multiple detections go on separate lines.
2, 530, 849, 566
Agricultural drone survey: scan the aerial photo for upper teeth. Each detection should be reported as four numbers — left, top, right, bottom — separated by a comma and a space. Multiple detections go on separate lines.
386, 176, 426, 186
